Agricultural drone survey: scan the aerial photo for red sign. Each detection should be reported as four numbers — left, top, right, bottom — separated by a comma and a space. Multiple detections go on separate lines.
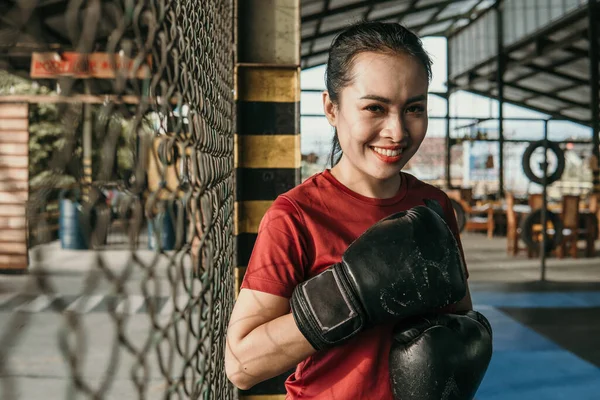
30, 52, 151, 79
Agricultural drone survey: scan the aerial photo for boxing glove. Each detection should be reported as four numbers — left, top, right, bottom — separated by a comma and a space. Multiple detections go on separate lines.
388, 310, 493, 400
290, 203, 467, 351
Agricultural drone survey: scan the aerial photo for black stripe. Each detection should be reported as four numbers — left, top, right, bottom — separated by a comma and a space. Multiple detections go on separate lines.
239, 368, 295, 395
137, 296, 169, 314
236, 233, 258, 266
90, 296, 117, 313
0, 268, 27, 275
500, 307, 600, 368
237, 101, 299, 135
0, 294, 35, 311
236, 168, 300, 201
470, 281, 600, 292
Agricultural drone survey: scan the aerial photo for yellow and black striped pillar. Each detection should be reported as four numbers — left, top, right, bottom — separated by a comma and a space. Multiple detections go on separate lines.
235, 0, 300, 398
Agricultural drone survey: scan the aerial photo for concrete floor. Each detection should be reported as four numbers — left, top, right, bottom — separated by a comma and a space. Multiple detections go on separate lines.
0, 233, 599, 399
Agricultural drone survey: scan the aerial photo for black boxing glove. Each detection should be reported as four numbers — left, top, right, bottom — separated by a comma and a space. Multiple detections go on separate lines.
388, 310, 493, 400
290, 204, 467, 351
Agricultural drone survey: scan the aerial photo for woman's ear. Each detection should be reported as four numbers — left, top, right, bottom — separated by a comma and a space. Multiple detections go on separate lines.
322, 91, 337, 127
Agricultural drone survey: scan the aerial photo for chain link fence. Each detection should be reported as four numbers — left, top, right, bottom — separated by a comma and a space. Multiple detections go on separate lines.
0, 0, 235, 398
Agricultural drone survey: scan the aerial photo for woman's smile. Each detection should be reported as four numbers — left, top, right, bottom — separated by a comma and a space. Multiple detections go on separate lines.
370, 146, 404, 163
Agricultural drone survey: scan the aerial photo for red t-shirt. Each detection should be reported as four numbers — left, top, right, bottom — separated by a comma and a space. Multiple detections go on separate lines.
240, 170, 468, 399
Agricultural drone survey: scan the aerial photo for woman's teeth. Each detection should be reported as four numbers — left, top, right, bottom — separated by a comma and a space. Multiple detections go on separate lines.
372, 147, 401, 157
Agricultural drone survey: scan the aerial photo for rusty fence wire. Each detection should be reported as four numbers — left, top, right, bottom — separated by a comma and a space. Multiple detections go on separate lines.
0, 0, 235, 399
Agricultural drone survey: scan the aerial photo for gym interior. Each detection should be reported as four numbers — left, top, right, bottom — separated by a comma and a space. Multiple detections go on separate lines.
0, 1, 599, 399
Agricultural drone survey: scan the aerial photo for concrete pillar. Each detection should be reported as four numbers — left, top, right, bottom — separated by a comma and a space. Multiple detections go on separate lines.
235, 0, 300, 398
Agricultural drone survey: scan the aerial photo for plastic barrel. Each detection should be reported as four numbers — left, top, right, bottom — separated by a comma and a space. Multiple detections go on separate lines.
59, 196, 87, 250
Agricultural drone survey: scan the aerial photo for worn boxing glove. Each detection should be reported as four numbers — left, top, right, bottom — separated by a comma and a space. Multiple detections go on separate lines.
290, 203, 467, 351
388, 310, 493, 400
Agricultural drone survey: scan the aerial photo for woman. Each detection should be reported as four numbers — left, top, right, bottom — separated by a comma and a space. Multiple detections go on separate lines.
225, 21, 475, 399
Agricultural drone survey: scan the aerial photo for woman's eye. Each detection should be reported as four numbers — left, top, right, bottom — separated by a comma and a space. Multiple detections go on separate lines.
366, 104, 384, 113
406, 105, 425, 114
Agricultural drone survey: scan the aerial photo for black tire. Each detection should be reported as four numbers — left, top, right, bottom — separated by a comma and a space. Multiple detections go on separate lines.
450, 198, 466, 233
522, 140, 565, 185
519, 208, 564, 253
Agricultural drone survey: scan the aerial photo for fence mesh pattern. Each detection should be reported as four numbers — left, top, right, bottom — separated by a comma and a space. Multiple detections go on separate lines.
0, 1, 235, 399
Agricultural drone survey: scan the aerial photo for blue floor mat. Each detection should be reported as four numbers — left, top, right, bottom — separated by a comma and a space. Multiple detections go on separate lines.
474, 306, 600, 400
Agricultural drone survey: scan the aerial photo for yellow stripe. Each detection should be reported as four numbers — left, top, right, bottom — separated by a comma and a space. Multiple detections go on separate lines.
240, 395, 286, 400
235, 134, 300, 169
235, 200, 272, 234
237, 67, 300, 102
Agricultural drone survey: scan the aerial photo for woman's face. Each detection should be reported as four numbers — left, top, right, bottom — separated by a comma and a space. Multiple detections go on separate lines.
324, 51, 429, 184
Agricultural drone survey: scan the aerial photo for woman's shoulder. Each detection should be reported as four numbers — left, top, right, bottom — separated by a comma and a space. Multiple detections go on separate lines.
402, 172, 450, 201
276, 170, 333, 206
264, 171, 329, 221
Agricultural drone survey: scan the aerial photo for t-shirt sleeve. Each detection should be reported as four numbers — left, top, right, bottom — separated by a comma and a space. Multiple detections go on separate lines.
439, 193, 470, 279
239, 196, 309, 298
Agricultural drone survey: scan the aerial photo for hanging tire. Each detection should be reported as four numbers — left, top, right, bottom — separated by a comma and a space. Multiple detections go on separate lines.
519, 208, 564, 254
522, 140, 565, 185
450, 198, 466, 233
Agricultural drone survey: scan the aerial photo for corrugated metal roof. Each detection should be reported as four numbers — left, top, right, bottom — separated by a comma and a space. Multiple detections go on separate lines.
302, 1, 598, 127
448, 4, 598, 125
301, 0, 496, 68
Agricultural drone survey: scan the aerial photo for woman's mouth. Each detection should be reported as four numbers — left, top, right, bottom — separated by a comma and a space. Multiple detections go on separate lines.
370, 146, 403, 163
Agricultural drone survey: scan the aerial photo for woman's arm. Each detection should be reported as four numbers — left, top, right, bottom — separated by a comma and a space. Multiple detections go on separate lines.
440, 281, 473, 314
225, 288, 316, 390
455, 282, 473, 311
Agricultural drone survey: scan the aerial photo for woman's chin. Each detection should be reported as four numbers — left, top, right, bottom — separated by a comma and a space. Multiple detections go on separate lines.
369, 166, 404, 181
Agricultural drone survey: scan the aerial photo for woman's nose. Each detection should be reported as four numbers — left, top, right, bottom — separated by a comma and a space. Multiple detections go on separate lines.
383, 116, 406, 142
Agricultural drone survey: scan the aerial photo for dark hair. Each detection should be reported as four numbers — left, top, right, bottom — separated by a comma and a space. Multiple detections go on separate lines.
325, 21, 433, 167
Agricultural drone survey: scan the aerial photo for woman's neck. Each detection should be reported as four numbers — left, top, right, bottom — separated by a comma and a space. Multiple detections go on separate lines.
330, 162, 402, 199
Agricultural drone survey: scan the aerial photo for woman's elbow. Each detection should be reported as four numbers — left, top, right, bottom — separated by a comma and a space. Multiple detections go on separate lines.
226, 373, 254, 391
225, 363, 255, 391
225, 341, 256, 390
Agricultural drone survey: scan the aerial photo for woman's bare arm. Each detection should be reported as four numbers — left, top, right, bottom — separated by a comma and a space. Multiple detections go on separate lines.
226, 280, 472, 390
225, 288, 316, 390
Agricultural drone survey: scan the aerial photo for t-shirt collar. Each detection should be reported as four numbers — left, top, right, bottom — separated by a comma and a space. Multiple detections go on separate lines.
321, 169, 408, 206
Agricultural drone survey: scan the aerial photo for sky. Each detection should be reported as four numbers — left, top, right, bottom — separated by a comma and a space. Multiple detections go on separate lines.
299, 37, 593, 160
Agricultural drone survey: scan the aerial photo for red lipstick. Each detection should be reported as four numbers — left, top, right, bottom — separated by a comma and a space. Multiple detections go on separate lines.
371, 147, 402, 164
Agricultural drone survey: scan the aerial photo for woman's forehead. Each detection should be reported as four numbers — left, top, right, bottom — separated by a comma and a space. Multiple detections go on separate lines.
345, 52, 428, 98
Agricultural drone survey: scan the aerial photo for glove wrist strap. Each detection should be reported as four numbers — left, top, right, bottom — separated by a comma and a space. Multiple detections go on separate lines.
291, 263, 366, 350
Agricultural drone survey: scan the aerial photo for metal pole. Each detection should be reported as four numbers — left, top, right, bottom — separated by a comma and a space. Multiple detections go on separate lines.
446, 37, 453, 189
588, 0, 600, 193
540, 120, 549, 281
496, 0, 505, 198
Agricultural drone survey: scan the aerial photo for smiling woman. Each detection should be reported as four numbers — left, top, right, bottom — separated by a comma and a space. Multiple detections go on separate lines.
225, 21, 491, 400
323, 50, 430, 199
